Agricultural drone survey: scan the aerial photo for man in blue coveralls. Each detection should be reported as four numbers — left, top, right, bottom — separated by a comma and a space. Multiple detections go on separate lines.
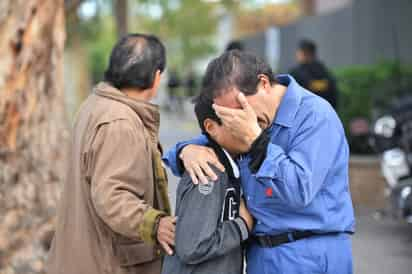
163, 50, 355, 274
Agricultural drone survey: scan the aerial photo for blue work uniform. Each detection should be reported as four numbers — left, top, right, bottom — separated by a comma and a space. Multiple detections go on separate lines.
163, 75, 355, 274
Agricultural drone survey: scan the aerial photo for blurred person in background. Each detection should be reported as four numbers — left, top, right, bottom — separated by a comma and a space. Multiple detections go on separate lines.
290, 39, 339, 109
184, 69, 197, 98
226, 40, 244, 52
47, 33, 174, 274
167, 69, 183, 112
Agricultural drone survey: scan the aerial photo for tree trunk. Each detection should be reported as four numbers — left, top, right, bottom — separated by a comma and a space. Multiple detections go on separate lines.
0, 1, 67, 273
114, 0, 128, 38
301, 0, 316, 15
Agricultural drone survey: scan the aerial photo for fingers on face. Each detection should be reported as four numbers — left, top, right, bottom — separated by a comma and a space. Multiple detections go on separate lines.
213, 104, 236, 116
215, 109, 246, 126
237, 93, 249, 108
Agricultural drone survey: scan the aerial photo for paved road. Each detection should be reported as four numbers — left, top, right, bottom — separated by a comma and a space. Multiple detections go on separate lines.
352, 208, 412, 274
159, 109, 412, 274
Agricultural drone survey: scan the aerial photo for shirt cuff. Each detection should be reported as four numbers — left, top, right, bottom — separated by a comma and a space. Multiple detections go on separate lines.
138, 208, 167, 245
255, 143, 285, 180
233, 217, 250, 242
176, 146, 186, 174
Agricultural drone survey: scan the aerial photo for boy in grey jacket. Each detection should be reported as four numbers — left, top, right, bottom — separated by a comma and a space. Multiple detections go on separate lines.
161, 95, 254, 274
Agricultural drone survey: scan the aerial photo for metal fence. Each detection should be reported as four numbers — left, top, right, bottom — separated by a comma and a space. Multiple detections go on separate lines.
241, 0, 412, 72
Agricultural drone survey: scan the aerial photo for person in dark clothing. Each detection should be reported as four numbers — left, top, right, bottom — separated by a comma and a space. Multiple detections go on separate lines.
226, 40, 244, 52
161, 95, 254, 274
290, 39, 339, 109
185, 70, 197, 97
167, 69, 183, 112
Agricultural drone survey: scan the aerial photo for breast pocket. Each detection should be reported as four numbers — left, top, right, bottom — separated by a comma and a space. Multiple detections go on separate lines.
254, 179, 282, 207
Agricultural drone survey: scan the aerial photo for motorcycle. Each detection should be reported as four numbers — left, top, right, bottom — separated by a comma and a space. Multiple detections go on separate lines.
370, 95, 412, 223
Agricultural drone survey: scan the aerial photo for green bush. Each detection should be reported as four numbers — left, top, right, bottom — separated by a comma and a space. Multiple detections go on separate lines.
335, 61, 412, 153
336, 61, 412, 131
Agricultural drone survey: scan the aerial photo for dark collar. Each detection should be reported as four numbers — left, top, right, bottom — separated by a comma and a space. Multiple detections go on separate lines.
205, 137, 237, 179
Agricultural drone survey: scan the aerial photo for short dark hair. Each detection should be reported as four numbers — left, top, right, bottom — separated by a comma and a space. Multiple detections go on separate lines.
200, 50, 276, 100
298, 39, 317, 57
225, 40, 244, 51
104, 33, 166, 90
193, 95, 222, 134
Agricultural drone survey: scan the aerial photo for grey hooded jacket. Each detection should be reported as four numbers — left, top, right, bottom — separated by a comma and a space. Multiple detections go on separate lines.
161, 145, 249, 274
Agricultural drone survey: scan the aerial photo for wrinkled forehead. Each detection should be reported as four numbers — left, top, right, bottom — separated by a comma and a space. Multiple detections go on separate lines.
213, 87, 242, 109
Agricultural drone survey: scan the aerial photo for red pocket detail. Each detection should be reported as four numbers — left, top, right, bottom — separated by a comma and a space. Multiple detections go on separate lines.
265, 187, 273, 197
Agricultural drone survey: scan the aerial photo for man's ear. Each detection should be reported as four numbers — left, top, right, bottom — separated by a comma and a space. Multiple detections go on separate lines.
204, 118, 218, 138
150, 70, 162, 98
153, 70, 162, 88
257, 74, 271, 92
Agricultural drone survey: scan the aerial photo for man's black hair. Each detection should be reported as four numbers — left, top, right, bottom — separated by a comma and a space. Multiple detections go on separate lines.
104, 33, 166, 90
194, 50, 275, 134
298, 39, 317, 58
200, 50, 276, 100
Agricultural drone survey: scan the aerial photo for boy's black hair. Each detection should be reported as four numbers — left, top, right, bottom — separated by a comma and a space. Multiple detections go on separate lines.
104, 33, 166, 90
193, 95, 222, 134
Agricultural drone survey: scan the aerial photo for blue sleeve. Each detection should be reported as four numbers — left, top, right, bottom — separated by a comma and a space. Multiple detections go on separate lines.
162, 134, 209, 177
254, 111, 346, 209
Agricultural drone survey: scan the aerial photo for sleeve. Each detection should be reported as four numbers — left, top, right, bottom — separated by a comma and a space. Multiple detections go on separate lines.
162, 134, 209, 177
174, 172, 249, 265
88, 119, 166, 244
252, 111, 345, 209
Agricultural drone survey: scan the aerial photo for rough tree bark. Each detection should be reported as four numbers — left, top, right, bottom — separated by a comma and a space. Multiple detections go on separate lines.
114, 0, 129, 38
0, 0, 67, 273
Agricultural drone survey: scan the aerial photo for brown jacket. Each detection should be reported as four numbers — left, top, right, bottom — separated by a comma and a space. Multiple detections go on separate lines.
47, 82, 171, 274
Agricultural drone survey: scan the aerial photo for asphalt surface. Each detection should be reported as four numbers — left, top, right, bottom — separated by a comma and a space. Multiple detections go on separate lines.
352, 208, 412, 274
159, 109, 412, 274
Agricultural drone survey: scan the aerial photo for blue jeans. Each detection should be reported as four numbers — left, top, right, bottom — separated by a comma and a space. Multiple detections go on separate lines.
247, 233, 353, 274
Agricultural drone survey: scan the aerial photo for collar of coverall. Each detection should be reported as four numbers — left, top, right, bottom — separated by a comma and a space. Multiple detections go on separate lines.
272, 74, 303, 128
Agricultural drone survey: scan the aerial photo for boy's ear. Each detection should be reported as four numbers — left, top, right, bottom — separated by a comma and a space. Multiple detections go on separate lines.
204, 118, 218, 138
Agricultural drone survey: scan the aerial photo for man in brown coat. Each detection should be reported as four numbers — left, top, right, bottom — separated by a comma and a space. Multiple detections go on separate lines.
47, 34, 175, 274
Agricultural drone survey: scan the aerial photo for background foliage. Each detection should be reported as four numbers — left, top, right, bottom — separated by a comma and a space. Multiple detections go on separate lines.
335, 61, 412, 153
